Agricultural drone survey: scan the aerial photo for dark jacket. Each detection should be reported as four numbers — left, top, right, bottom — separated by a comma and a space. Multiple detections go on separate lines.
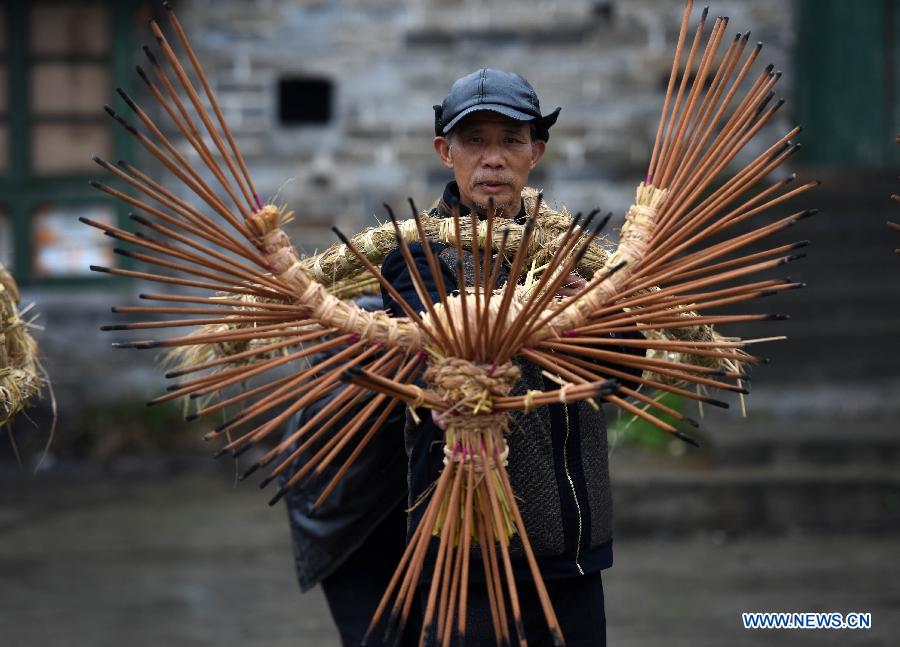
380, 182, 644, 579
280, 295, 408, 592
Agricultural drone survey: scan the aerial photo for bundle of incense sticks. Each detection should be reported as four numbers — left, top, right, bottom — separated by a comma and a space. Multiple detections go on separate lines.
83, 1, 815, 644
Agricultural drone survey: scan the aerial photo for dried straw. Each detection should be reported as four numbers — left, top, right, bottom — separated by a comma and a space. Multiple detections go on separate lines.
0, 264, 43, 427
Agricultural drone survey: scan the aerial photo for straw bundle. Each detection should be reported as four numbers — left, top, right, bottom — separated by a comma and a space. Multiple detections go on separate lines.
0, 264, 42, 427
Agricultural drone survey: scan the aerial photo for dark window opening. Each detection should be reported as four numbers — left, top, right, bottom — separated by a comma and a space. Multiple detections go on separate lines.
278, 77, 332, 125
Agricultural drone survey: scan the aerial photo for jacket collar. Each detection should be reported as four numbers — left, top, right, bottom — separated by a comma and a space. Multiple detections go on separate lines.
435, 181, 527, 224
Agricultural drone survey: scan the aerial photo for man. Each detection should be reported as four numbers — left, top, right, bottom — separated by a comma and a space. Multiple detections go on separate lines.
379, 68, 644, 646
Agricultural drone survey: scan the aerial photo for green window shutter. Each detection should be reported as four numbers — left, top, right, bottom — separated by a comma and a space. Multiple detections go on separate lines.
0, 1, 137, 286
795, 0, 900, 169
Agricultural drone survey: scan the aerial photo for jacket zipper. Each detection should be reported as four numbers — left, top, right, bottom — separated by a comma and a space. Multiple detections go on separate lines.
562, 403, 585, 575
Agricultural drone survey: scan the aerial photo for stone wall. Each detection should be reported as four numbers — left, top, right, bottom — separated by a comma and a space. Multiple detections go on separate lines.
166, 0, 795, 249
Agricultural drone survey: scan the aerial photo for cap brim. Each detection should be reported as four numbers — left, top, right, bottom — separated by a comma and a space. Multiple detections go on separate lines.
442, 104, 538, 134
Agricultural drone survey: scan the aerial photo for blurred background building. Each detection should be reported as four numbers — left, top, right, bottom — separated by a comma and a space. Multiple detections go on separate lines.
1, 1, 898, 645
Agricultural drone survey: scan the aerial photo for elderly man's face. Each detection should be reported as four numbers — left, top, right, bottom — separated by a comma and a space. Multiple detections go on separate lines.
433, 112, 546, 216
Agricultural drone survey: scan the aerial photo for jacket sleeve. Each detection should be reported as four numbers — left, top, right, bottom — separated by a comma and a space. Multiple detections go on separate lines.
380, 242, 456, 317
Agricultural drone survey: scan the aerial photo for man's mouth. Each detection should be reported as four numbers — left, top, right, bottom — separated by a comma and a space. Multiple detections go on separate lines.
476, 181, 508, 193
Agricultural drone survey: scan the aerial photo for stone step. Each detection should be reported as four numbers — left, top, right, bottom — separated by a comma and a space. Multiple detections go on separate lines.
712, 433, 900, 469
610, 463, 900, 536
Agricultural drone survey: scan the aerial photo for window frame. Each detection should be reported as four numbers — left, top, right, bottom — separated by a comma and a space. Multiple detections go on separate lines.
0, 0, 137, 287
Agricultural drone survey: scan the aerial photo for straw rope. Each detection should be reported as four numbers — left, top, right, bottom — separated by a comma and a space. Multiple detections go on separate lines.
251, 205, 423, 350
529, 182, 669, 341
301, 188, 610, 289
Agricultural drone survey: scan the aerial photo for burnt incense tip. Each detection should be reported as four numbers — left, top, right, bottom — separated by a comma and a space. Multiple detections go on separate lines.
214, 418, 236, 434
786, 253, 806, 263
762, 357, 771, 365
163, 1, 173, 10
134, 65, 148, 82
239, 463, 261, 481
515, 619, 527, 641
99, 324, 127, 331
760, 289, 778, 298
331, 226, 350, 245
792, 282, 806, 290
382, 202, 398, 224
706, 398, 729, 409
88, 180, 103, 190
268, 488, 286, 507
91, 155, 107, 167
89, 264, 110, 274
733, 32, 741, 42
597, 378, 620, 397
594, 212, 612, 234
685, 416, 700, 428
767, 313, 790, 321
701, 6, 709, 18
233, 444, 253, 459
673, 431, 701, 448
142, 45, 159, 66
212, 447, 231, 459
103, 104, 117, 118
115, 86, 133, 104
774, 98, 785, 108
764, 63, 774, 73
185, 412, 197, 422
742, 31, 751, 42
549, 628, 565, 647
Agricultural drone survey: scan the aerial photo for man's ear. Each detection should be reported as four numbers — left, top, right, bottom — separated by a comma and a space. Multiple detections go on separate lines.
434, 136, 454, 170
529, 139, 546, 170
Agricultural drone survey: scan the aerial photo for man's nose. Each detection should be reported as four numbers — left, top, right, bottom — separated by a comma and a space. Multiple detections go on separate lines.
481, 146, 506, 168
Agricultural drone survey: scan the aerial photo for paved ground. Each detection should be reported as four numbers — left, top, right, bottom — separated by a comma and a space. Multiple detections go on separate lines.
1, 472, 897, 647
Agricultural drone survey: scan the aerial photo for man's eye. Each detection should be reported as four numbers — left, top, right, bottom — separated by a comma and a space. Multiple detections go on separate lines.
505, 137, 524, 144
